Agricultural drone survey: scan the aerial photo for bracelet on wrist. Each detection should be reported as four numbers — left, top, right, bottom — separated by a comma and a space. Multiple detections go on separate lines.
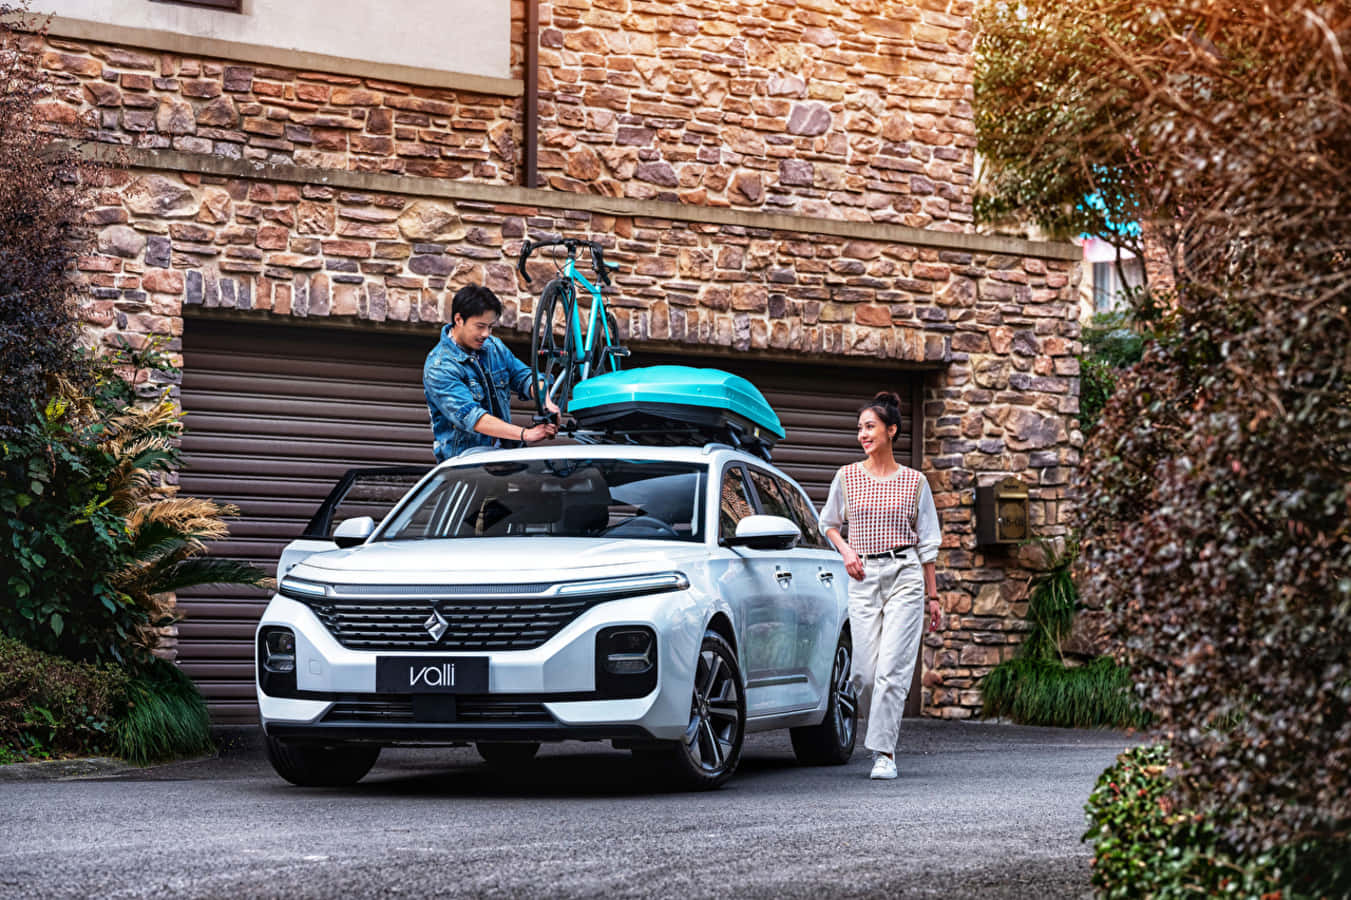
520, 425, 526, 442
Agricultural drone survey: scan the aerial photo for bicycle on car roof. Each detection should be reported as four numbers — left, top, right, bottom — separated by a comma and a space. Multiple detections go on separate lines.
516, 236, 630, 419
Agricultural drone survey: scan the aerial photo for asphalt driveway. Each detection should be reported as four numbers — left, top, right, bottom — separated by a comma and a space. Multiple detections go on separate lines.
0, 720, 1133, 899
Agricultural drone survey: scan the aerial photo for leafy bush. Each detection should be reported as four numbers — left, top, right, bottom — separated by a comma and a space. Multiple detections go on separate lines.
1, 348, 271, 664
0, 635, 212, 764
978, 0, 1351, 854
1079, 313, 1146, 433
1085, 745, 1350, 899
0, 3, 104, 437
0, 634, 127, 761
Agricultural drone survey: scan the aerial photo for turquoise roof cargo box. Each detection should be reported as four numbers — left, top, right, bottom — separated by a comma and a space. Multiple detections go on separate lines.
568, 365, 785, 459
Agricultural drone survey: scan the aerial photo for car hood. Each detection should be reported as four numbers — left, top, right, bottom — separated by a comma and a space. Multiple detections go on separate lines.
286, 537, 708, 585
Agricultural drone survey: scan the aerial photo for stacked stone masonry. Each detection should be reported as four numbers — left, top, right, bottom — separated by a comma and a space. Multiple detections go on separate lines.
74, 162, 1082, 718
32, 0, 974, 227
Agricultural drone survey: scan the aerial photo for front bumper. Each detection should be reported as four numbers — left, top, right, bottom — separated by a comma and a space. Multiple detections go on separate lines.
256, 590, 703, 743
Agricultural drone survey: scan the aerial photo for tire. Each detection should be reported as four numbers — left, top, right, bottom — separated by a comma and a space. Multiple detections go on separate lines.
652, 630, 746, 791
531, 279, 577, 416
476, 741, 540, 766
264, 735, 380, 787
790, 632, 858, 765
588, 308, 623, 377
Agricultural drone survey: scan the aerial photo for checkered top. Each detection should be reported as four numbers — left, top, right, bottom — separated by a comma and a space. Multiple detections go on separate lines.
838, 462, 923, 555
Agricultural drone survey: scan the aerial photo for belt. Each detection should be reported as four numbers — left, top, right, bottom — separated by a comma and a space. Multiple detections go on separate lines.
863, 545, 916, 560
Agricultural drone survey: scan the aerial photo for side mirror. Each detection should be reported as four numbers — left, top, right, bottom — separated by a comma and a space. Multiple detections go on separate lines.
726, 515, 801, 551
332, 516, 375, 548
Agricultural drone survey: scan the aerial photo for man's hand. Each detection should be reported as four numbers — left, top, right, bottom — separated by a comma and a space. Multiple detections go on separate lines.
523, 421, 558, 443
927, 597, 943, 632
545, 395, 560, 416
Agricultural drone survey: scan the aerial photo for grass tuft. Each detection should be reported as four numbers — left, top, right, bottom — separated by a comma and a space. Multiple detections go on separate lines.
113, 658, 213, 765
981, 656, 1148, 729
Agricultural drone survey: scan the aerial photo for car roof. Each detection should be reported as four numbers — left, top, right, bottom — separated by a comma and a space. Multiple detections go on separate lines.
430, 441, 798, 483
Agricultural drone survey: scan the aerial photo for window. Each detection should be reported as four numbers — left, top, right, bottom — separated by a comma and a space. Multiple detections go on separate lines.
151, 0, 243, 10
1092, 257, 1145, 312
775, 477, 828, 549
380, 459, 707, 543
718, 466, 755, 543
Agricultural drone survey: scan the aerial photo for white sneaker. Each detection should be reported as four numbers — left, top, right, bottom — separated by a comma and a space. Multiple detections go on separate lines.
869, 754, 898, 780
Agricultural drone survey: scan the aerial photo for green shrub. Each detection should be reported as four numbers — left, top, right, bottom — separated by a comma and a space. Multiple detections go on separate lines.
1, 345, 270, 665
0, 634, 127, 761
0, 635, 214, 764
1085, 745, 1351, 899
983, 656, 1147, 730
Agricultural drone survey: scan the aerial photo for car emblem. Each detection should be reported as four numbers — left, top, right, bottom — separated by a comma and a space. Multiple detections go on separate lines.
424, 608, 449, 642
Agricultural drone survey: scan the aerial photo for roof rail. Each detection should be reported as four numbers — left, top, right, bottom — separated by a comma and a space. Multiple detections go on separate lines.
701, 442, 734, 455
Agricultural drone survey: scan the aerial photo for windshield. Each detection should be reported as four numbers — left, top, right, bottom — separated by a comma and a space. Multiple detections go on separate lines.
379, 459, 708, 542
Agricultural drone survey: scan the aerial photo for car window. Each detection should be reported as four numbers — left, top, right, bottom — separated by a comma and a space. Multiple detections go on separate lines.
718, 466, 755, 543
378, 459, 707, 542
774, 476, 827, 549
746, 467, 795, 522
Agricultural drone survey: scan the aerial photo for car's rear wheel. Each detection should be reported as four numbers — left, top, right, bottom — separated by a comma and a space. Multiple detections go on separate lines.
476, 741, 540, 766
790, 632, 858, 765
264, 735, 379, 787
654, 630, 745, 790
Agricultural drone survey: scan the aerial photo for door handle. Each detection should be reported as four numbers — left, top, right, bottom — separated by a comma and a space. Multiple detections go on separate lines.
775, 570, 793, 585
818, 571, 834, 585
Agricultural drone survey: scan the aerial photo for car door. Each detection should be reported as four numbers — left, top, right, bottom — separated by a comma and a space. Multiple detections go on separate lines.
714, 464, 793, 717
767, 471, 847, 709
742, 466, 819, 712
276, 466, 431, 577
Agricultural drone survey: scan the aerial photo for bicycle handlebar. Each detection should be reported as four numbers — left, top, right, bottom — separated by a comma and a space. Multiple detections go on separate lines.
516, 237, 613, 287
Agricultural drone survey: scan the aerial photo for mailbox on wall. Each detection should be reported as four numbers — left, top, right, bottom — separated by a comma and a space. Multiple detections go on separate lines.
976, 476, 1029, 545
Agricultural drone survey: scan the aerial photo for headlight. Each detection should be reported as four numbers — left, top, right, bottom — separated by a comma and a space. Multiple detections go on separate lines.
556, 572, 689, 599
278, 577, 328, 601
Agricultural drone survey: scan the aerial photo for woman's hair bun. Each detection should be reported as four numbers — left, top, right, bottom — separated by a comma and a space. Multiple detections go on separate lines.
871, 390, 902, 410
859, 391, 902, 430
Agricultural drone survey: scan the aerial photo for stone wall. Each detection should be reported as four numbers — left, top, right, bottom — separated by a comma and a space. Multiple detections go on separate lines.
534, 0, 975, 227
75, 157, 1080, 718
32, 0, 975, 226
27, 33, 521, 181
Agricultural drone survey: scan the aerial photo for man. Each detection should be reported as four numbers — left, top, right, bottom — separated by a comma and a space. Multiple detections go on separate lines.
424, 284, 557, 462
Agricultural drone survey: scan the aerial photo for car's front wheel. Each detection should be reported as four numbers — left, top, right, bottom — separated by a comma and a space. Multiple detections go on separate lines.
655, 630, 745, 790
790, 632, 858, 765
264, 735, 380, 787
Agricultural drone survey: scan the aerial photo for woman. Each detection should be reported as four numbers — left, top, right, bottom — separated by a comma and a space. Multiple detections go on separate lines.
820, 391, 942, 780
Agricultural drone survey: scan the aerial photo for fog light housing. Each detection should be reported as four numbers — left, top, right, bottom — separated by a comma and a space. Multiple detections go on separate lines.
596, 626, 657, 699
257, 627, 298, 697
603, 629, 654, 675
263, 629, 296, 674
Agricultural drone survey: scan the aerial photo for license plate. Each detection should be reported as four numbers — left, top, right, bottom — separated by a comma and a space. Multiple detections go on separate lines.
375, 656, 489, 693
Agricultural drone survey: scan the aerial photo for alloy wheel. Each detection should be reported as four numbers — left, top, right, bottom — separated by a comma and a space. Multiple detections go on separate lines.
682, 647, 742, 773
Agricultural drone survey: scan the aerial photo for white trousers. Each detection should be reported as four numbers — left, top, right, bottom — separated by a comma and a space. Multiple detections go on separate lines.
847, 550, 925, 754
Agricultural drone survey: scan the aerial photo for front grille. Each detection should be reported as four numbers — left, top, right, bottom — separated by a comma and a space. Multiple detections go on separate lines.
303, 594, 600, 651
323, 696, 554, 724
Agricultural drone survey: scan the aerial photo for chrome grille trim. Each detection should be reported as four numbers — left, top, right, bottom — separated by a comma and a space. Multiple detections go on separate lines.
327, 582, 557, 599
302, 596, 602, 651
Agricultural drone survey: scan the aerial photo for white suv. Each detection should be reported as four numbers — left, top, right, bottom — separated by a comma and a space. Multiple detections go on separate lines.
257, 442, 856, 790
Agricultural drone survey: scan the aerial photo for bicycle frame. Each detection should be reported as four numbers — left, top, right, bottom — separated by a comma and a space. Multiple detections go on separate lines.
544, 255, 618, 408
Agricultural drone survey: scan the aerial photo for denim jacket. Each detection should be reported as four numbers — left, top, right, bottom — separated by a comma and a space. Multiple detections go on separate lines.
423, 327, 537, 462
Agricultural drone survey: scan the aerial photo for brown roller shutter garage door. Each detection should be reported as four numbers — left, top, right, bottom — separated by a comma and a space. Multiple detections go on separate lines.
177, 317, 920, 722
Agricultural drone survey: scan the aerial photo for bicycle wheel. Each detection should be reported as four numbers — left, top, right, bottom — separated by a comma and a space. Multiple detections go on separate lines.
587, 307, 625, 377
531, 279, 578, 416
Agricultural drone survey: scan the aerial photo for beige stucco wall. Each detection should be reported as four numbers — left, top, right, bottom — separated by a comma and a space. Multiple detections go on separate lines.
34, 0, 511, 80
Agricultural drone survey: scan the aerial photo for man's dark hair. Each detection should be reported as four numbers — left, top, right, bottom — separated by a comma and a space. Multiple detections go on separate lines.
451, 285, 503, 325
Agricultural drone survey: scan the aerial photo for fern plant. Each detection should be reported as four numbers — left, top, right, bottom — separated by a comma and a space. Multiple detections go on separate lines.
1, 347, 271, 663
